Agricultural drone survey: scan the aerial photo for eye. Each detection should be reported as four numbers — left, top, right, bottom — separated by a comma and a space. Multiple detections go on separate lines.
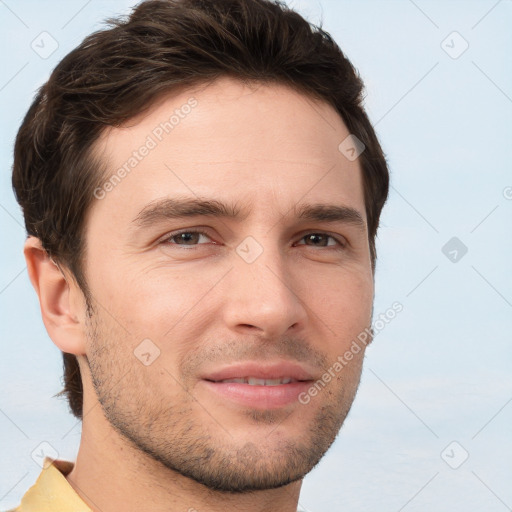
161, 229, 214, 247
295, 232, 345, 249
159, 230, 345, 250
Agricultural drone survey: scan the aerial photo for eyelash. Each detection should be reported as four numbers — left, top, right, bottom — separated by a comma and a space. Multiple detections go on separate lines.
161, 229, 346, 249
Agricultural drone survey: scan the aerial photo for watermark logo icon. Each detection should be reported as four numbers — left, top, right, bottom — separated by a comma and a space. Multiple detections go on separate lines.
236, 236, 264, 263
442, 236, 468, 263
134, 338, 161, 366
441, 441, 469, 469
338, 134, 365, 161
31, 441, 59, 468
31, 31, 59, 59
441, 31, 469, 60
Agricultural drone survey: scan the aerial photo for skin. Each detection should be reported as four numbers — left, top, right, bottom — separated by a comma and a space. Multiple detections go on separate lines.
25, 77, 374, 512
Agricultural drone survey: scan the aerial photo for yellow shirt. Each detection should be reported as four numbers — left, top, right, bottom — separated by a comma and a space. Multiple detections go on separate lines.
7, 457, 306, 512
7, 457, 92, 512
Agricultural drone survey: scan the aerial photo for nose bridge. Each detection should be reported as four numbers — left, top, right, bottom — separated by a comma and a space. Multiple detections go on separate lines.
242, 240, 289, 296
224, 234, 306, 335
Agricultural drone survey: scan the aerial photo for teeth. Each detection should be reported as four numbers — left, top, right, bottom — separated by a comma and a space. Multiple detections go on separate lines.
248, 377, 267, 385
218, 377, 295, 386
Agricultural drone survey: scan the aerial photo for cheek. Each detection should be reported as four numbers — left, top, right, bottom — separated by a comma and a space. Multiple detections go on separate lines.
304, 270, 374, 363
89, 258, 221, 340
305, 267, 373, 323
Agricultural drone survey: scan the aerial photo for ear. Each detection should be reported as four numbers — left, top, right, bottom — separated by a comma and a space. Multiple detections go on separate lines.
24, 236, 87, 356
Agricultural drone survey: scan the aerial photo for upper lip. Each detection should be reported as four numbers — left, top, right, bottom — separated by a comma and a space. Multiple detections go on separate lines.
201, 361, 317, 382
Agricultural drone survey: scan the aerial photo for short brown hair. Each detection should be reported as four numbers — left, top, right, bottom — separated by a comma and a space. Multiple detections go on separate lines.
12, 0, 389, 420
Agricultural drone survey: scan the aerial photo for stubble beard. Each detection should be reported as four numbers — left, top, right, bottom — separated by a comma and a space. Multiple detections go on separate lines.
84, 303, 364, 493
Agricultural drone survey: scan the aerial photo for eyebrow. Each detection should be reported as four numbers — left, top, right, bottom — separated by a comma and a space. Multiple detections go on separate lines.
132, 197, 366, 232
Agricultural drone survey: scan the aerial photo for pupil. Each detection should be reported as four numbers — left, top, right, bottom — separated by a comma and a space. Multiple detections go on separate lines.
179, 232, 198, 244
308, 234, 325, 246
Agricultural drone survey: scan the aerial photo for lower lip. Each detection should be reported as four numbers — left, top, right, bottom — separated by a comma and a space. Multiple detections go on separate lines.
200, 380, 313, 409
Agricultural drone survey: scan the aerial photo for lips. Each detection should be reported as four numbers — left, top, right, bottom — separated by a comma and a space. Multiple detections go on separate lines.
201, 361, 316, 383
199, 361, 317, 409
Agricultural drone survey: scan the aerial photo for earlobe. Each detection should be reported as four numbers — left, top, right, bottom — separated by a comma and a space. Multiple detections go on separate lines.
24, 236, 86, 356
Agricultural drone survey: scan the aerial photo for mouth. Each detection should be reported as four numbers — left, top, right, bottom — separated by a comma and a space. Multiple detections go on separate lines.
199, 361, 317, 409
207, 377, 300, 385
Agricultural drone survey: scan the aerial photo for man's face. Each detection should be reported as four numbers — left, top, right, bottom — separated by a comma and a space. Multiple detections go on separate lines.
80, 77, 374, 491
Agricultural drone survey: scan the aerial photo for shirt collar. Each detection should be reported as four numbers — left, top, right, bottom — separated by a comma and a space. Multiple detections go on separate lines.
15, 457, 92, 512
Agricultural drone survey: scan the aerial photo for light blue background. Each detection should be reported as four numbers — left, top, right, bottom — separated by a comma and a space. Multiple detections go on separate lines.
1, 1, 511, 510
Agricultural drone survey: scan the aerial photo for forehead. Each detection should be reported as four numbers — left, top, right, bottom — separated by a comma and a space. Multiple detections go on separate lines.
89, 77, 366, 229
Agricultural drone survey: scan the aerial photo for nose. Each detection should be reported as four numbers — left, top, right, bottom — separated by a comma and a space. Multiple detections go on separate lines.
221, 240, 308, 339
